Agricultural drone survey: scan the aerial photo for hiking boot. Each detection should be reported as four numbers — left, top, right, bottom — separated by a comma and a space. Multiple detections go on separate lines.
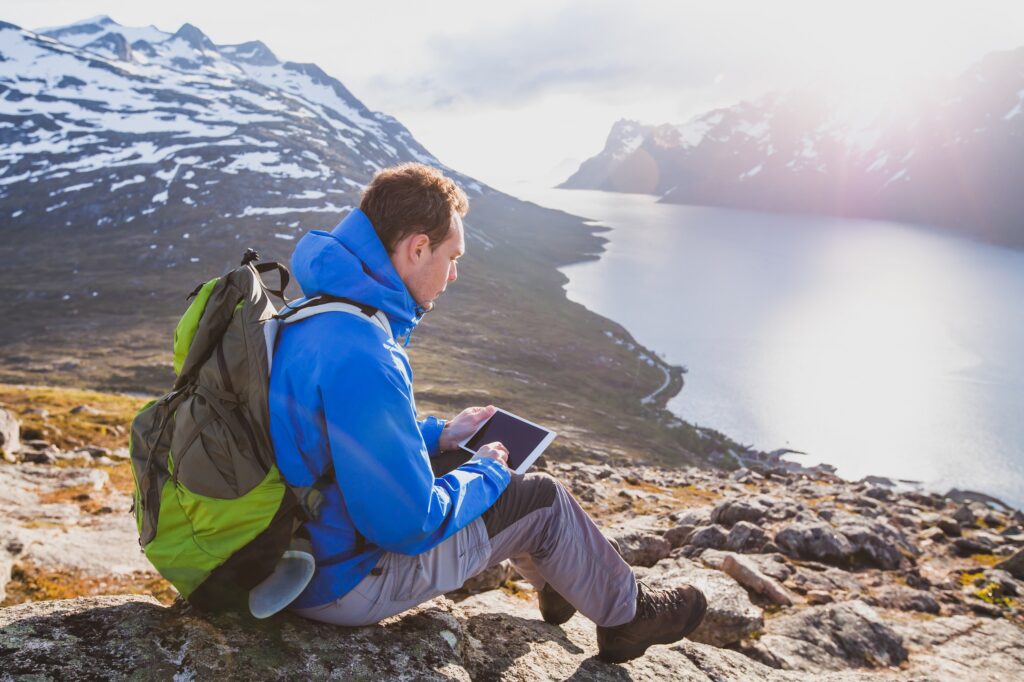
596, 582, 707, 663
538, 583, 576, 625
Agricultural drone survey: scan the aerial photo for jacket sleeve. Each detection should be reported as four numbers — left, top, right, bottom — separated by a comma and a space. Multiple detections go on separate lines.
320, 344, 510, 555
418, 416, 446, 457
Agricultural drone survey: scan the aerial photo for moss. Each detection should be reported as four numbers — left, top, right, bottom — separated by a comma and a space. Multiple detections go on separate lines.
958, 570, 984, 587
969, 553, 1001, 567
973, 582, 1013, 608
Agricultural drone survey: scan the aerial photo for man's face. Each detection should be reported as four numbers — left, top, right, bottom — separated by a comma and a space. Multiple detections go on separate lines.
404, 213, 465, 312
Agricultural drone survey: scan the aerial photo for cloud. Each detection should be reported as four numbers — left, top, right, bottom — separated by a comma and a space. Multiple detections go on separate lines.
370, 2, 729, 111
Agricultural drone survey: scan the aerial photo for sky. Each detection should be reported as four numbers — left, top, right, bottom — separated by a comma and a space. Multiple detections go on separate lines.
5, 1, 1024, 190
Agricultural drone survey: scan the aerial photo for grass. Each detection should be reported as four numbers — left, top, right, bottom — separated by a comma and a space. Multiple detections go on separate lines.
2, 562, 176, 608
0, 383, 150, 452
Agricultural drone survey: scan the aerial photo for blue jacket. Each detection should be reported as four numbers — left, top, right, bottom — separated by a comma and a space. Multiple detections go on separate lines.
268, 208, 511, 609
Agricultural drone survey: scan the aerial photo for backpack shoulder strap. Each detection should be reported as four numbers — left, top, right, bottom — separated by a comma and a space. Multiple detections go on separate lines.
280, 300, 391, 341
264, 296, 391, 375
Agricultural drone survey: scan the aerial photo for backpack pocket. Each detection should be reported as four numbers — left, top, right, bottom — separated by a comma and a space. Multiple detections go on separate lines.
171, 390, 268, 499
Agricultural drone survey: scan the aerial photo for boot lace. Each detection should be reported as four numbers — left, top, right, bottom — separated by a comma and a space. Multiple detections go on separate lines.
635, 580, 682, 620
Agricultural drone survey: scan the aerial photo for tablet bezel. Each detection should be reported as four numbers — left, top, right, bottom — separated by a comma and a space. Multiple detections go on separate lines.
457, 407, 557, 475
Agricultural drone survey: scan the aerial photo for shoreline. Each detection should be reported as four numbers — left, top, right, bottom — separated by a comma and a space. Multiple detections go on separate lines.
535, 187, 1023, 511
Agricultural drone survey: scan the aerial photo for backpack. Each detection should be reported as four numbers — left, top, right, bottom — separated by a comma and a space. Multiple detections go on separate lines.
128, 249, 391, 617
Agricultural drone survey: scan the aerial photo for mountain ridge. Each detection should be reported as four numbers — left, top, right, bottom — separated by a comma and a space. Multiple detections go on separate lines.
0, 16, 718, 466
562, 48, 1024, 248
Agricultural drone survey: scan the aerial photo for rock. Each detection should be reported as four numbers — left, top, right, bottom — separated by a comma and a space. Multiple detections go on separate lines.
995, 548, 1024, 579
640, 555, 763, 647
953, 505, 977, 527
457, 560, 515, 594
785, 563, 862, 598
806, 590, 833, 605
0, 590, 867, 682
69, 404, 103, 415
893, 614, 1024, 682
953, 535, 996, 557
863, 486, 893, 502
0, 407, 20, 463
608, 530, 672, 567
937, 517, 962, 537
721, 554, 793, 606
834, 518, 918, 569
664, 524, 696, 548
0, 595, 473, 680
749, 600, 907, 672
875, 586, 941, 614
711, 498, 768, 527
983, 568, 1018, 596
920, 526, 946, 543
686, 524, 729, 550
725, 521, 769, 553
668, 506, 713, 527
774, 522, 854, 566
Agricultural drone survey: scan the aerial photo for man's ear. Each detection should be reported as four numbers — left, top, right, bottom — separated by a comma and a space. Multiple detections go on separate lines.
408, 233, 431, 263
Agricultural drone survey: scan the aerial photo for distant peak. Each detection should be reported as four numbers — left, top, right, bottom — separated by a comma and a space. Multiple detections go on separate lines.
35, 14, 118, 35
72, 14, 117, 27
173, 22, 215, 50
221, 39, 279, 66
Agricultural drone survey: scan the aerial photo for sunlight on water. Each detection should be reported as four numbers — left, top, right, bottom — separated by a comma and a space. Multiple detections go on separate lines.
510, 184, 1024, 507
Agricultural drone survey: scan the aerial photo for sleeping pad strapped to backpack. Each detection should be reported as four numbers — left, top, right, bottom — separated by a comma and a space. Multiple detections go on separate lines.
127, 249, 388, 617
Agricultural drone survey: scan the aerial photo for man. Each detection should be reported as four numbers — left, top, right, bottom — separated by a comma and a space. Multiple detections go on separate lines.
268, 163, 706, 663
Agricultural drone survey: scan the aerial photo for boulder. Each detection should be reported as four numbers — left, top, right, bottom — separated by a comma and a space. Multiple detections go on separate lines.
834, 518, 918, 569
608, 530, 672, 567
952, 505, 977, 527
640, 556, 763, 647
774, 522, 853, 566
0, 591, 863, 682
686, 524, 729, 550
953, 535, 996, 557
710, 499, 768, 527
457, 560, 515, 594
721, 554, 793, 606
0, 595, 472, 680
725, 521, 769, 553
893, 614, 1024, 682
874, 586, 941, 614
749, 600, 907, 672
995, 548, 1024, 579
0, 407, 20, 463
937, 518, 963, 537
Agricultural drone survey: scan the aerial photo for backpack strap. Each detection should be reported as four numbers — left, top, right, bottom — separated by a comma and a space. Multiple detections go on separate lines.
276, 295, 391, 341
269, 295, 389, 555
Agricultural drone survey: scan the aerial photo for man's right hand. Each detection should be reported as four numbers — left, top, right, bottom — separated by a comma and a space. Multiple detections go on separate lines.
476, 442, 509, 468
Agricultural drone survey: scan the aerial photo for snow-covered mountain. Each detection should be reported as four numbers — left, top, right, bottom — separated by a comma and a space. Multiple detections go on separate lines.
0, 15, 485, 241
0, 16, 603, 392
562, 48, 1024, 248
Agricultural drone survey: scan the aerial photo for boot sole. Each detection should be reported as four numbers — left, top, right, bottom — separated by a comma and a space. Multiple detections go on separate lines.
598, 588, 708, 664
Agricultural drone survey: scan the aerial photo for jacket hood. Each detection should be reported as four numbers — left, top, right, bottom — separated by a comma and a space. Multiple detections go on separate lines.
290, 208, 425, 340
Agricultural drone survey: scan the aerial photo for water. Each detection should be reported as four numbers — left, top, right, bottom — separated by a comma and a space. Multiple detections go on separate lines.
512, 185, 1024, 509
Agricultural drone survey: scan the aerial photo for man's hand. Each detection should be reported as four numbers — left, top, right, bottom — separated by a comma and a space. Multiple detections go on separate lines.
438, 405, 497, 452
475, 442, 509, 468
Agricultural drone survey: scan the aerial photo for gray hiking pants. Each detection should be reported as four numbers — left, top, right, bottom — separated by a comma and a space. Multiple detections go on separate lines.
292, 471, 638, 628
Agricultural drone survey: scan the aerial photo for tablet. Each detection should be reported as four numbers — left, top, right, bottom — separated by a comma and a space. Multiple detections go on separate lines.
459, 408, 556, 474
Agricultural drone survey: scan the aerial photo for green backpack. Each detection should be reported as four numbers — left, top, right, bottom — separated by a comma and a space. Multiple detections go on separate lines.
128, 249, 390, 617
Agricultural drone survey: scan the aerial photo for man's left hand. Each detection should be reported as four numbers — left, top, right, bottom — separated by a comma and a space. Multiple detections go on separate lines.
439, 405, 497, 452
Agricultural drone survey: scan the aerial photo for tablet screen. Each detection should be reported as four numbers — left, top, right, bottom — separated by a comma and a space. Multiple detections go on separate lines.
464, 411, 550, 471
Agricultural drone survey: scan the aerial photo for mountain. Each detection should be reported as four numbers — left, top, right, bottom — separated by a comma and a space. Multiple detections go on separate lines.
562, 48, 1024, 248
0, 16, 722, 465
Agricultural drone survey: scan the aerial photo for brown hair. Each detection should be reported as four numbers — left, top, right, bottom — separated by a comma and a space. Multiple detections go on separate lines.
360, 163, 469, 253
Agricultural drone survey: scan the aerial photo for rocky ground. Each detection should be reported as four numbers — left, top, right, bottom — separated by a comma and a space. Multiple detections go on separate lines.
1, 396, 1023, 680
